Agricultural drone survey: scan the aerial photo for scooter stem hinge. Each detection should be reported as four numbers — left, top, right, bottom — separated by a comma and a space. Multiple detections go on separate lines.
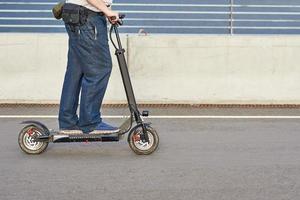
115, 49, 125, 55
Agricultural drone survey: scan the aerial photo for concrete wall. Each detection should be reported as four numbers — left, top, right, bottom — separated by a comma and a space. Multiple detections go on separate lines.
0, 33, 127, 104
1, 33, 300, 104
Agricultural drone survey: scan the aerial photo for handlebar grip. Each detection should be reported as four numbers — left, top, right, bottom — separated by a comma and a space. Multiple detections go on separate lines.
110, 14, 126, 21
119, 14, 125, 19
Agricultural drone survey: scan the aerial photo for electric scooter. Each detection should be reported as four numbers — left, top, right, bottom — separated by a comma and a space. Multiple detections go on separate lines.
18, 14, 159, 155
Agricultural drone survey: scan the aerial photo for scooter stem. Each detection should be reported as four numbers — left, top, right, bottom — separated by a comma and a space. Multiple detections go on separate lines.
110, 20, 150, 143
110, 25, 142, 123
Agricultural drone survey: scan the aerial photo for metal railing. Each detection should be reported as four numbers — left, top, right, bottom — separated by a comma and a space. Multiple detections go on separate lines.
0, 0, 299, 34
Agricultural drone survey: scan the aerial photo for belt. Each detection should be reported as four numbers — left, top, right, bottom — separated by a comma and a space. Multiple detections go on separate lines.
81, 6, 104, 18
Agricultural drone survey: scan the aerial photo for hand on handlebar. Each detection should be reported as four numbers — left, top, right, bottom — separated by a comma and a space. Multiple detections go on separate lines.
105, 10, 119, 24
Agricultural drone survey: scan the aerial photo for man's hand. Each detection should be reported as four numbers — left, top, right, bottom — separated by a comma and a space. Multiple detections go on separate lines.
105, 10, 119, 24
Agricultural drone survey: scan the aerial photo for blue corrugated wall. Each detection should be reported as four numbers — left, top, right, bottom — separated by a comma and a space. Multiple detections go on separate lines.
0, 0, 300, 34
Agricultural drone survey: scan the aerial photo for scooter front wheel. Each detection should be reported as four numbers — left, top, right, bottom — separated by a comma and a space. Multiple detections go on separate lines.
18, 125, 49, 154
128, 125, 159, 155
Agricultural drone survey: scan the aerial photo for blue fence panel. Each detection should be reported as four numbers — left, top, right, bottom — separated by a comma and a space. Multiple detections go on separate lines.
233, 0, 300, 34
0, 0, 299, 34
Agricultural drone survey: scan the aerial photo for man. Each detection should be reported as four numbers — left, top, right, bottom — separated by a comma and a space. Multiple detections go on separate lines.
59, 0, 119, 134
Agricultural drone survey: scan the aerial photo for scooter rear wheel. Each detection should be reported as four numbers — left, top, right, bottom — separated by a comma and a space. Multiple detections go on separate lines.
18, 125, 49, 154
128, 125, 159, 155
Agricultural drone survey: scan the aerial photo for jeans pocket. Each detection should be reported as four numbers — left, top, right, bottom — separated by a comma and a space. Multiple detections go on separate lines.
65, 24, 79, 39
79, 20, 98, 41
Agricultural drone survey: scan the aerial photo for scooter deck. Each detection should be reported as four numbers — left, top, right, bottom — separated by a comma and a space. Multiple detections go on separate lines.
51, 133, 120, 143
55, 117, 132, 135
57, 130, 119, 135
39, 118, 132, 143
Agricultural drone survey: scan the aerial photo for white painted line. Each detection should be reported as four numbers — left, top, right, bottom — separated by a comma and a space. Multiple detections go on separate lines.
147, 116, 300, 119
1, 24, 300, 30
0, 25, 63, 28
0, 9, 299, 15
1, 2, 300, 8
1, 17, 300, 24
0, 17, 229, 22
1, 17, 300, 23
0, 115, 59, 119
0, 115, 300, 119
0, 24, 228, 29
122, 25, 229, 29
120, 11, 300, 16
0, 10, 51, 12
0, 17, 55, 20
236, 26, 300, 30
0, 2, 57, 5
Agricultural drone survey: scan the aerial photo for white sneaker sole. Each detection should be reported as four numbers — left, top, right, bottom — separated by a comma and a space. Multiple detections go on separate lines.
58, 130, 83, 134
89, 129, 120, 135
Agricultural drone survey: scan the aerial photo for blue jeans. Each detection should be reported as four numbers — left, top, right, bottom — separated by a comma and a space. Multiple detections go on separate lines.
59, 15, 112, 133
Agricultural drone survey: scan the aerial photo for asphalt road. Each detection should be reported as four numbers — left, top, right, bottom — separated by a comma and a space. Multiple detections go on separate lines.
1, 107, 300, 200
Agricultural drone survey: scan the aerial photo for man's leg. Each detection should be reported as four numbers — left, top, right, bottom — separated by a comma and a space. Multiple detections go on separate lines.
79, 67, 112, 132
78, 16, 113, 133
59, 27, 83, 130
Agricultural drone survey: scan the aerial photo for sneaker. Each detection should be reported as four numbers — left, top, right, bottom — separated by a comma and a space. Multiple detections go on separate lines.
89, 122, 120, 135
59, 125, 83, 134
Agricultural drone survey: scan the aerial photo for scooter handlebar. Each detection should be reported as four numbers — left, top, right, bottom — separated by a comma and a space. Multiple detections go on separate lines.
109, 14, 125, 50
110, 14, 126, 25
119, 14, 125, 19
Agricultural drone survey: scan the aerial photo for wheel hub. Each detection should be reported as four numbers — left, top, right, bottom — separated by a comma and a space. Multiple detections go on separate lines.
133, 130, 154, 151
23, 129, 43, 151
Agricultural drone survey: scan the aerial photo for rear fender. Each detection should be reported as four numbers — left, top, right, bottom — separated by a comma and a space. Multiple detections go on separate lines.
21, 120, 50, 135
